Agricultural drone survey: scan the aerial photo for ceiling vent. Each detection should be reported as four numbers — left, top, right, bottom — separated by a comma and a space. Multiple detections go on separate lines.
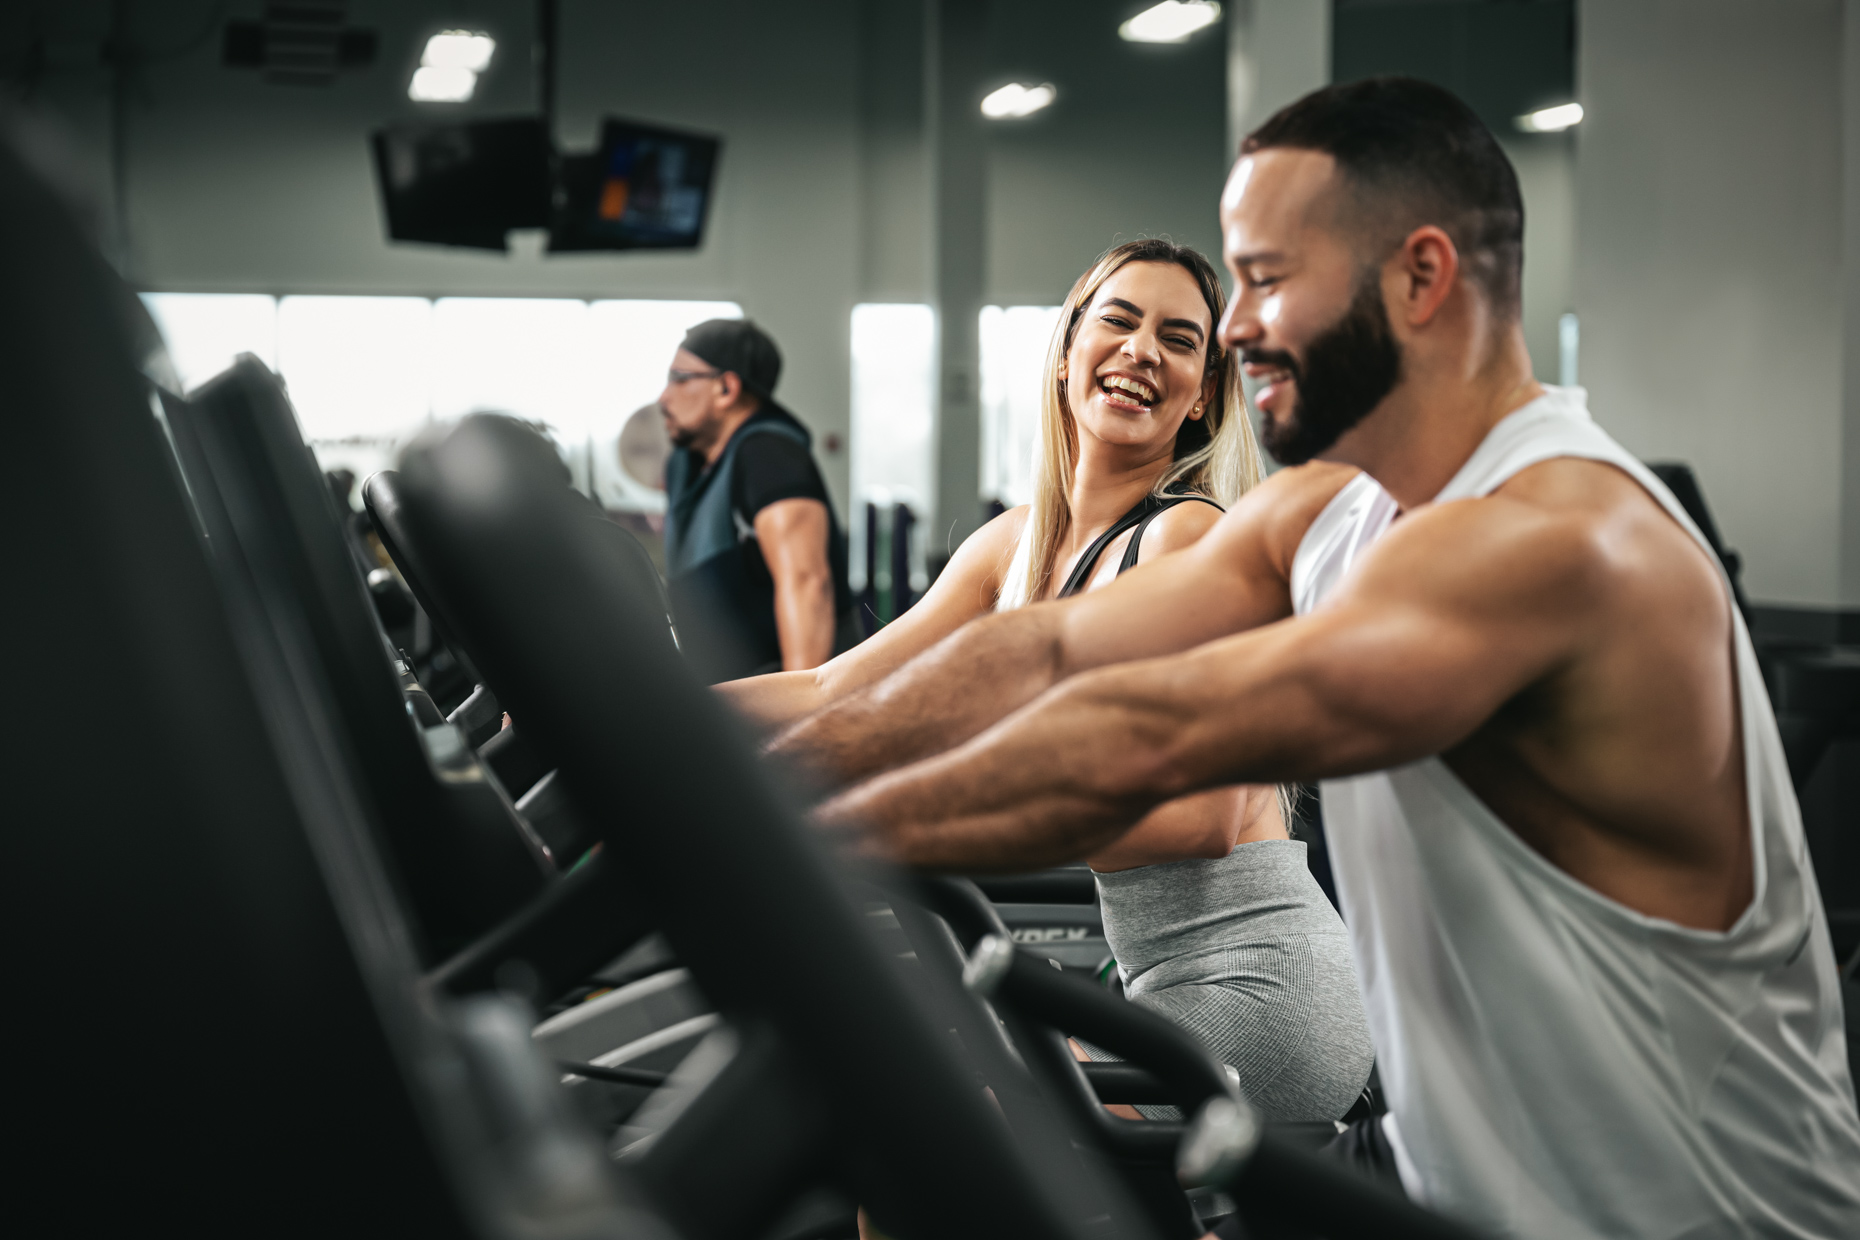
222, 2, 377, 86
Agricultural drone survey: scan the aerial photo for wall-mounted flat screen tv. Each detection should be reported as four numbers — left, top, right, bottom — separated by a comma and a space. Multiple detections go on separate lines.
371, 117, 551, 250
549, 118, 721, 252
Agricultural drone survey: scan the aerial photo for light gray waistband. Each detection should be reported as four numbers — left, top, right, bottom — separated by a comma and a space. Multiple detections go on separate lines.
1094, 839, 1347, 984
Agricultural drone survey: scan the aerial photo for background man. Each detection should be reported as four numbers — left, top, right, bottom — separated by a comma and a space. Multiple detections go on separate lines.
766, 80, 1860, 1238
660, 319, 853, 681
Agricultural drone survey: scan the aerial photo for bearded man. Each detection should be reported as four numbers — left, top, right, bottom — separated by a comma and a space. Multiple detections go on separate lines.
755, 78, 1860, 1239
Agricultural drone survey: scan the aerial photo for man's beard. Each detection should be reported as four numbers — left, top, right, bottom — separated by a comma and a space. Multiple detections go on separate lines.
664, 411, 700, 450
1245, 273, 1402, 466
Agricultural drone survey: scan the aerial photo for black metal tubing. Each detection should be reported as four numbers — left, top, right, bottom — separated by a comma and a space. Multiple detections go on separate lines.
1227, 1133, 1490, 1240
478, 724, 551, 800
1018, 1022, 1184, 1165
1082, 1062, 1173, 1105
558, 1060, 669, 1088
912, 873, 1012, 945
971, 868, 1099, 905
426, 847, 653, 1001
170, 365, 553, 960
634, 1024, 835, 1240
364, 469, 487, 686
976, 918, 1493, 1239
394, 413, 1112, 1240
883, 893, 1158, 1236
994, 949, 1232, 1114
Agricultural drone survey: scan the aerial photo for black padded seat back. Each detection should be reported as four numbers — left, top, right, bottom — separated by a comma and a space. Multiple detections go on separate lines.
1, 134, 475, 1237
364, 466, 485, 682
390, 414, 1093, 1239
164, 360, 552, 957
367, 461, 677, 705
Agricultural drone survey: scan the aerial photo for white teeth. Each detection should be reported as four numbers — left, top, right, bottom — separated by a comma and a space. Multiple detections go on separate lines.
1101, 375, 1157, 404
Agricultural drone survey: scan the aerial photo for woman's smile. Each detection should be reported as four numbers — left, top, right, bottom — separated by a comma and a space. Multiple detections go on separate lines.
1097, 371, 1160, 412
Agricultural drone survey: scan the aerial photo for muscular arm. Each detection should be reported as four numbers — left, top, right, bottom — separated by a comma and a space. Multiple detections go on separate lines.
817, 495, 1599, 871
756, 498, 837, 671
766, 464, 1355, 791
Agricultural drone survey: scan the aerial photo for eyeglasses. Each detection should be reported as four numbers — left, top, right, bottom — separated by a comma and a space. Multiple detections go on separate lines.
667, 367, 725, 385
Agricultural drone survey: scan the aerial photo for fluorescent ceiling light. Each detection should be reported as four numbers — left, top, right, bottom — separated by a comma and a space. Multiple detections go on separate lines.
1119, 1, 1221, 44
409, 64, 477, 102
981, 82, 1057, 120
1516, 102, 1583, 133
422, 31, 495, 72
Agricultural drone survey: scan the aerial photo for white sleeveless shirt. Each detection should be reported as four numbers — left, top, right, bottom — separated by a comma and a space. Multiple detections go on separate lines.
1290, 386, 1860, 1239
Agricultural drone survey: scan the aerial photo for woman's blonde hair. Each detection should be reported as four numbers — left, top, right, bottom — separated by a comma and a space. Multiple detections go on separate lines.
998, 239, 1268, 609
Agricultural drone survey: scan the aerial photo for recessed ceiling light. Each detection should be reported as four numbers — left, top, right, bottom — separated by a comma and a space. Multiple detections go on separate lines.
1516, 102, 1583, 133
1119, 1, 1222, 44
409, 64, 477, 102
981, 82, 1057, 120
421, 31, 496, 72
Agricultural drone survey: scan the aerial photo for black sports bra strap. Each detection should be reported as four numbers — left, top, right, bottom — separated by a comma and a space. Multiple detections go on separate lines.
1116, 494, 1224, 575
1054, 493, 1224, 599
1055, 496, 1157, 598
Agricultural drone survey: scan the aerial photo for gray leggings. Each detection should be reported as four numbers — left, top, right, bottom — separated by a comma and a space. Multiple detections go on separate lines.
1087, 840, 1375, 1122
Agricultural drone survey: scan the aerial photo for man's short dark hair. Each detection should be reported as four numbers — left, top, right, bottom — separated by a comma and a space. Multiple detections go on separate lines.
1242, 77, 1524, 318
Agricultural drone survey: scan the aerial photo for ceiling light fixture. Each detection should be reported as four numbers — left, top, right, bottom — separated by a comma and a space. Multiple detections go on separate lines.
422, 30, 496, 72
409, 30, 495, 102
1119, 1, 1222, 44
981, 82, 1057, 120
1515, 102, 1583, 133
409, 64, 477, 102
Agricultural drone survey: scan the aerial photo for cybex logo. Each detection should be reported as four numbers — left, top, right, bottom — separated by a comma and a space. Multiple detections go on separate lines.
1011, 927, 1094, 944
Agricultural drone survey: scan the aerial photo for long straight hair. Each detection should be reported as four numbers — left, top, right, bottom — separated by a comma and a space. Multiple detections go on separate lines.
997, 240, 1267, 610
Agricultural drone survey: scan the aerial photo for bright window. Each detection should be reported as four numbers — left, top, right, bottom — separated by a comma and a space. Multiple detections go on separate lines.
849, 304, 936, 513
845, 302, 1062, 588
980, 304, 1062, 509
849, 304, 934, 595
140, 293, 277, 392
430, 298, 594, 433
142, 292, 741, 510
277, 296, 433, 442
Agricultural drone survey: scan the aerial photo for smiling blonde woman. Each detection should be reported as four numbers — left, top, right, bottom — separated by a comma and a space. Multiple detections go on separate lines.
723, 239, 1373, 1121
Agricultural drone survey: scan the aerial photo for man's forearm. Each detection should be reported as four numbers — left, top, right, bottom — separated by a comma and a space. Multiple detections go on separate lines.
812, 668, 1178, 871
774, 569, 836, 670
765, 606, 1066, 793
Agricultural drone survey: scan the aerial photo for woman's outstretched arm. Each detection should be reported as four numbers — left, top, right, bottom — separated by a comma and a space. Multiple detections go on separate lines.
716, 507, 1027, 733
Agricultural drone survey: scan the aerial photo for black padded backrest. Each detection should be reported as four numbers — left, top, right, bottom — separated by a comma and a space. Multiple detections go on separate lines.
367, 457, 677, 707
1, 135, 472, 1236
165, 360, 552, 958
364, 467, 484, 682
392, 414, 1088, 1239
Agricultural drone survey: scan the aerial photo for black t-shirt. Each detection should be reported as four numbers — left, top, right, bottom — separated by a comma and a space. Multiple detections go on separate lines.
731, 430, 831, 520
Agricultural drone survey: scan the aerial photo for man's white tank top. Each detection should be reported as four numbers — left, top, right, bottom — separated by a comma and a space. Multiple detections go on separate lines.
1290, 386, 1860, 1239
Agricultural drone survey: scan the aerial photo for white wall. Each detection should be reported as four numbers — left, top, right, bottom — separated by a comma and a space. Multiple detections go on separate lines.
1505, 135, 1577, 386
1576, 0, 1845, 608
